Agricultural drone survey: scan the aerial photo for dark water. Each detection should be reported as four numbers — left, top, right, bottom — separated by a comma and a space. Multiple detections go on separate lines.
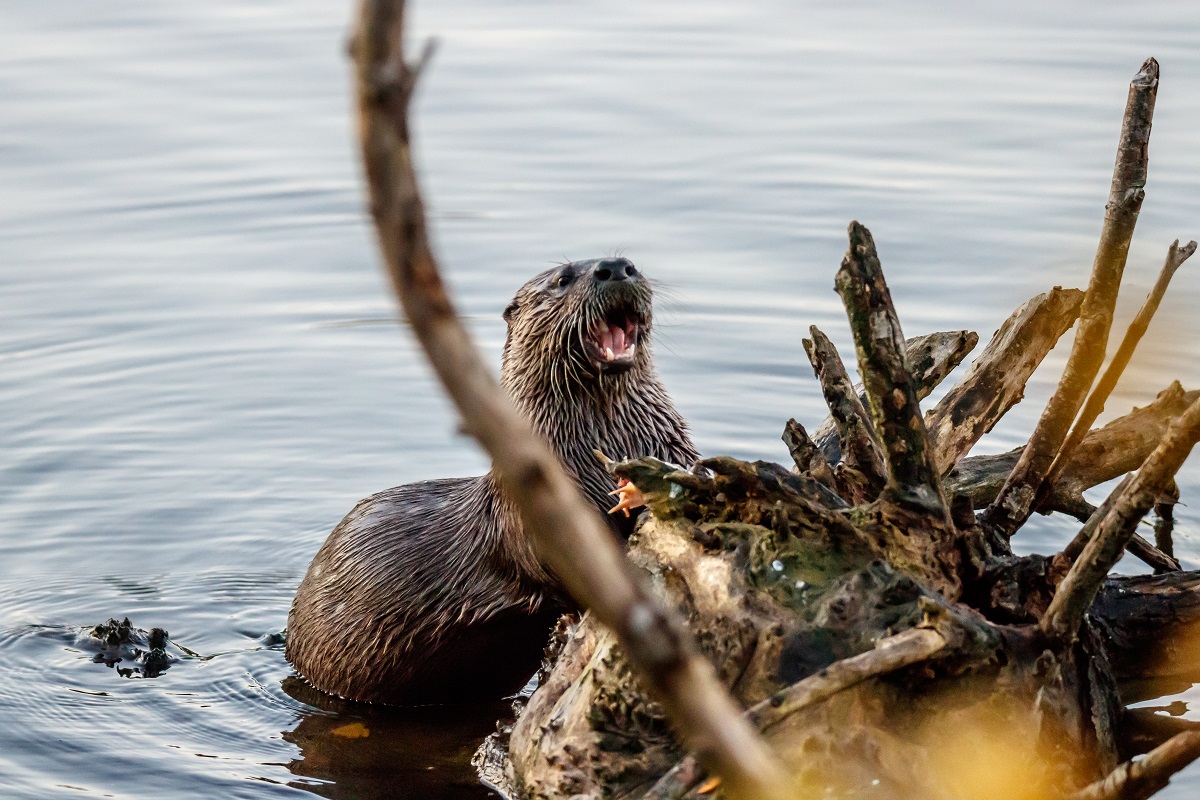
3, 1, 1200, 797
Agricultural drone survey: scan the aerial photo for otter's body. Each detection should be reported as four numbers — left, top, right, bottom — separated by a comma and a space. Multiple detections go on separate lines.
287, 258, 697, 705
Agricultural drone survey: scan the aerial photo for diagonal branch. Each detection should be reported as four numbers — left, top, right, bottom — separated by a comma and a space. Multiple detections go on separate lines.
986, 58, 1160, 538
835, 221, 947, 513
925, 287, 1084, 475
750, 626, 947, 732
1057, 489, 1179, 573
350, 4, 792, 799
948, 383, 1199, 513
1066, 731, 1200, 800
1042, 396, 1200, 641
1043, 239, 1197, 493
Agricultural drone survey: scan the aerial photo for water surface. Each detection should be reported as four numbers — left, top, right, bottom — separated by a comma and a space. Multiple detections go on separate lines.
3, 1, 1200, 797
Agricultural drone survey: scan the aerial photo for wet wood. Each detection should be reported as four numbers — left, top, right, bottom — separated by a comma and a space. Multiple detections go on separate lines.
1094, 572, 1200, 680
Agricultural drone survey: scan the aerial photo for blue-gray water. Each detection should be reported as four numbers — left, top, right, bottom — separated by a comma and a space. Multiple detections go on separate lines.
2, 2, 1199, 797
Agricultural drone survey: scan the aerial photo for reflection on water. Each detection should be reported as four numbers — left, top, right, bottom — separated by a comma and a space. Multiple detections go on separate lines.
2, 0, 1200, 797
281, 678, 502, 800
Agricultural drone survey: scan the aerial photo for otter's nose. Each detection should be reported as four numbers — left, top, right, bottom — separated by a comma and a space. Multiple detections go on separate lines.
593, 258, 638, 283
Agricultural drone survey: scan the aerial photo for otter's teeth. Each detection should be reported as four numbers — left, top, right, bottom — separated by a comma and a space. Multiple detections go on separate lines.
605, 346, 615, 361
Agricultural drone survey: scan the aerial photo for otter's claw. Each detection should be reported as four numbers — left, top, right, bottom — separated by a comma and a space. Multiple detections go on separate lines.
608, 478, 645, 517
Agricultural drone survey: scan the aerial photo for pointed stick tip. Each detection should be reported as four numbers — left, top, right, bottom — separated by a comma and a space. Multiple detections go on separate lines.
1133, 57, 1159, 86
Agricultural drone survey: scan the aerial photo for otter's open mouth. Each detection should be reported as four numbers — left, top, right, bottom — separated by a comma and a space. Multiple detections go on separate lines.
583, 308, 642, 371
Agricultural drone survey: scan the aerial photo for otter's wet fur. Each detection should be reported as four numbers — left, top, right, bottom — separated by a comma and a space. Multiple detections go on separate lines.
286, 258, 698, 705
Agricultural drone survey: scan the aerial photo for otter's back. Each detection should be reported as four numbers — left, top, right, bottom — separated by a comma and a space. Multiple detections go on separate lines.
286, 476, 557, 704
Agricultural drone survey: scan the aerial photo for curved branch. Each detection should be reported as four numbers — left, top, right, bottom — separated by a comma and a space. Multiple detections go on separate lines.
350, 4, 792, 799
987, 58, 1160, 537
948, 382, 1198, 522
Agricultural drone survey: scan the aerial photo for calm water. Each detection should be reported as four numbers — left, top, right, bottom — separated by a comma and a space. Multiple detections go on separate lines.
3, 1, 1200, 797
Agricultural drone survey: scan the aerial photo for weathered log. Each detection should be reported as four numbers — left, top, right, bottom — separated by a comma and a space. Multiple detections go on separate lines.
987, 58, 1160, 537
507, 223, 1131, 798
1094, 572, 1200, 680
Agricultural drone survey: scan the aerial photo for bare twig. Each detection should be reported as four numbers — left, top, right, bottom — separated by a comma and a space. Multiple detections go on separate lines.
987, 58, 1160, 538
1127, 534, 1180, 573
1044, 239, 1197, 492
350, 4, 792, 799
835, 222, 948, 513
925, 287, 1085, 475
1066, 730, 1200, 800
1154, 481, 1180, 560
1043, 397, 1200, 640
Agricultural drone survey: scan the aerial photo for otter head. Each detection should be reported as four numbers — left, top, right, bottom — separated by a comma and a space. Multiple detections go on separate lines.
500, 258, 654, 399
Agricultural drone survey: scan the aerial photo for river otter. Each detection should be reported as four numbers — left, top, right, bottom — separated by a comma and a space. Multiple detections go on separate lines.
286, 257, 698, 705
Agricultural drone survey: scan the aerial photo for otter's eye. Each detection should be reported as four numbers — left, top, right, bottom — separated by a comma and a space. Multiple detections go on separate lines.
556, 272, 575, 288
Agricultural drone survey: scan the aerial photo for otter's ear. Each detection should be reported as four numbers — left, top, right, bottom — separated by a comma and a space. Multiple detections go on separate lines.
502, 300, 519, 323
